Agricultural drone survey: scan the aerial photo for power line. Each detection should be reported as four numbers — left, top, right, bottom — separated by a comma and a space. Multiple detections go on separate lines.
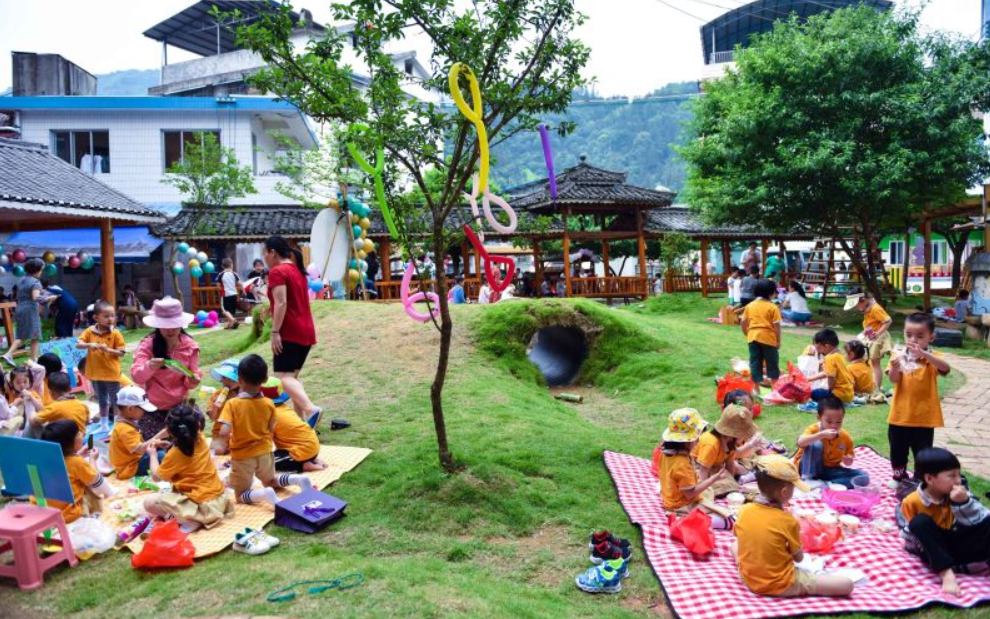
648, 0, 709, 22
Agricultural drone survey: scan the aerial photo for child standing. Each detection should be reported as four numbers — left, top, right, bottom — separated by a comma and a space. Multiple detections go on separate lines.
208, 358, 241, 455
652, 408, 733, 529
693, 404, 760, 496
78, 300, 126, 431
898, 447, 990, 596
844, 340, 875, 397
740, 279, 782, 387
217, 355, 311, 506
734, 455, 853, 597
799, 328, 854, 411
264, 378, 327, 472
726, 268, 740, 305
31, 372, 91, 435
793, 397, 867, 487
145, 405, 234, 532
217, 258, 241, 330
887, 313, 950, 481
739, 266, 760, 307
846, 292, 893, 392
40, 419, 116, 523
109, 386, 166, 480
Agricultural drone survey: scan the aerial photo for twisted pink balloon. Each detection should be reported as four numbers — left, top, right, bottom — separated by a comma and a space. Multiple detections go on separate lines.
400, 261, 441, 323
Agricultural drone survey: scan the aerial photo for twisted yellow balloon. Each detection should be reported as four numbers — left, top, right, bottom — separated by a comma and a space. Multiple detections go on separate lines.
448, 62, 490, 193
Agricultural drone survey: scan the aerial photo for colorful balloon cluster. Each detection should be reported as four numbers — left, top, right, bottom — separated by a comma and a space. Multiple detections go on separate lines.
193, 310, 220, 329
172, 242, 215, 278
344, 198, 374, 290
0, 245, 96, 276
305, 263, 325, 299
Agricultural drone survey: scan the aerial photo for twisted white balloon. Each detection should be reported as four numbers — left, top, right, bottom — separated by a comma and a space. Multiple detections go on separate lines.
463, 174, 517, 234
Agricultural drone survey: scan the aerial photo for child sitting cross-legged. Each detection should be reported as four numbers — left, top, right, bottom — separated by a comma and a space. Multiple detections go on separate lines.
799, 328, 854, 413
652, 408, 734, 529
217, 354, 312, 507
898, 447, 990, 596
109, 386, 167, 480
694, 404, 760, 497
793, 396, 868, 488
207, 358, 241, 456
30, 371, 92, 435
40, 419, 117, 523
144, 405, 234, 532
263, 377, 327, 473
844, 340, 875, 398
734, 455, 854, 598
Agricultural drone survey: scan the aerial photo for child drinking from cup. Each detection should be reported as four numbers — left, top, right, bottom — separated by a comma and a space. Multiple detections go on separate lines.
793, 396, 867, 488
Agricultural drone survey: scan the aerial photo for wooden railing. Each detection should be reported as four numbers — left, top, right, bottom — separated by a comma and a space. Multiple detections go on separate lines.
343, 278, 483, 302
570, 276, 648, 299
190, 286, 223, 313
664, 273, 729, 293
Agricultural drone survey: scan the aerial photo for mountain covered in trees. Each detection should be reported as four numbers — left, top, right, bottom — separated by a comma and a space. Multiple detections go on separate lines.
490, 81, 699, 194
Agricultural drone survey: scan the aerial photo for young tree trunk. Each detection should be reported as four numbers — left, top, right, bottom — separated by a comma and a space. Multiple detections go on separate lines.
946, 234, 968, 291
835, 230, 882, 300
430, 221, 456, 472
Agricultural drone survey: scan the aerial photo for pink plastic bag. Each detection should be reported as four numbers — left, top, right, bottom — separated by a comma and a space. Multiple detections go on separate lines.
822, 488, 882, 519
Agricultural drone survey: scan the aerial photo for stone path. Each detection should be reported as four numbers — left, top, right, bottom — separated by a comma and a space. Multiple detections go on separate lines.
936, 352, 990, 480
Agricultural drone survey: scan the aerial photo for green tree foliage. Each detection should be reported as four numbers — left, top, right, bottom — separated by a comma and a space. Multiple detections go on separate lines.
679, 7, 990, 298
230, 0, 590, 471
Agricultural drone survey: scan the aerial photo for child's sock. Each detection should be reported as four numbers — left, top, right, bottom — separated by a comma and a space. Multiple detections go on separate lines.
276, 473, 312, 492
99, 416, 110, 431
710, 515, 735, 531
892, 467, 908, 481
240, 488, 279, 506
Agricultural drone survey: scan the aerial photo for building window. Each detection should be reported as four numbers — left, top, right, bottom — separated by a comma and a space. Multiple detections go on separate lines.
932, 240, 948, 265
888, 240, 905, 266
51, 130, 110, 173
163, 130, 221, 171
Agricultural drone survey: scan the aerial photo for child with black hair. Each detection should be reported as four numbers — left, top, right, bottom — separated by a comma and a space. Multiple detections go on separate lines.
41, 419, 116, 523
110, 386, 167, 480
145, 404, 234, 532
739, 266, 761, 307
31, 372, 91, 435
694, 405, 760, 496
30, 353, 64, 406
741, 279, 782, 386
845, 291, 893, 391
887, 313, 951, 482
1, 366, 44, 436
793, 397, 867, 488
898, 447, 990, 596
265, 378, 327, 472
217, 354, 311, 507
78, 299, 126, 432
734, 455, 853, 597
844, 339, 874, 397
799, 328, 854, 412
954, 290, 972, 323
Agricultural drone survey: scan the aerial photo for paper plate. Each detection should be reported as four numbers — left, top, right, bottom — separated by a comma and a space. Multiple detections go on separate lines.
310, 207, 351, 283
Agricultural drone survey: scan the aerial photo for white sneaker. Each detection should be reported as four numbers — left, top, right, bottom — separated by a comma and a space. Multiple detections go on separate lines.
252, 527, 280, 548
233, 529, 270, 555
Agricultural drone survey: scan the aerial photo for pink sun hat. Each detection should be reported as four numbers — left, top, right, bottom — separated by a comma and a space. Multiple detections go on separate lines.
143, 296, 195, 329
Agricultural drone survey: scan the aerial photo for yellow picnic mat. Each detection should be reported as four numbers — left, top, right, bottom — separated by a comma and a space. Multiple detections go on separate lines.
99, 445, 371, 558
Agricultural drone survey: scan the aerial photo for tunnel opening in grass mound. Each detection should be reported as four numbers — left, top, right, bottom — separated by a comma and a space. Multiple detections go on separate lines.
527, 326, 588, 386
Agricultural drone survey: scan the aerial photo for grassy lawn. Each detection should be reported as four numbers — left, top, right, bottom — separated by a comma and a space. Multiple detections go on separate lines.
4, 295, 989, 619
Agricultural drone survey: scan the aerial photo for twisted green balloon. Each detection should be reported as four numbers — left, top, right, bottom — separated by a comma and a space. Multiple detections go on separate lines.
346, 124, 399, 239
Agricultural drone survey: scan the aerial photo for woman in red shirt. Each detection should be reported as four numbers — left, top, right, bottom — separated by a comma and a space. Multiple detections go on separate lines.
264, 236, 323, 428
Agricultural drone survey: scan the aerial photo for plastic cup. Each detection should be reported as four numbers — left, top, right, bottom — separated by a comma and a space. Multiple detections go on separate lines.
838, 514, 860, 534
851, 474, 871, 492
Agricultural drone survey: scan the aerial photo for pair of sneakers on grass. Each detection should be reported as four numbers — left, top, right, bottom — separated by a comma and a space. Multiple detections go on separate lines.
575, 530, 633, 594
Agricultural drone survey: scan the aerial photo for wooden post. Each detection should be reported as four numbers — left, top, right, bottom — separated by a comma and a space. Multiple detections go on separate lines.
778, 238, 788, 285
100, 219, 115, 306
721, 241, 731, 274
602, 239, 610, 277
381, 236, 392, 283
637, 210, 647, 299
563, 208, 572, 297
700, 238, 709, 298
474, 241, 482, 279
760, 238, 769, 274
984, 184, 990, 249
923, 218, 933, 311
533, 239, 543, 296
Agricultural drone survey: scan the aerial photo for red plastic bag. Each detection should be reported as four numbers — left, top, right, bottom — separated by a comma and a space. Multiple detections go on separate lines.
716, 373, 756, 405
771, 363, 812, 403
799, 519, 842, 554
131, 520, 195, 570
669, 509, 716, 557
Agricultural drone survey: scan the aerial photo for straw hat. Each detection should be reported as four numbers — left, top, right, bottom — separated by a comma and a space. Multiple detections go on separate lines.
714, 404, 758, 440
662, 408, 708, 443
754, 454, 810, 492
143, 296, 194, 329
843, 293, 865, 311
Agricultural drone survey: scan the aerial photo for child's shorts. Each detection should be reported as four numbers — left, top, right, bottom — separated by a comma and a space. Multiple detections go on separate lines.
154, 491, 234, 528
229, 452, 276, 492
274, 449, 317, 472
774, 569, 817, 597
866, 332, 892, 361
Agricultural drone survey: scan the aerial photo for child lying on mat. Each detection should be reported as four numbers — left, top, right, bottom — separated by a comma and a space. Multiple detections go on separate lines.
41, 419, 117, 523
897, 447, 990, 597
694, 405, 760, 497
734, 455, 854, 598
144, 404, 234, 532
651, 408, 733, 529
793, 397, 867, 488
264, 378, 327, 472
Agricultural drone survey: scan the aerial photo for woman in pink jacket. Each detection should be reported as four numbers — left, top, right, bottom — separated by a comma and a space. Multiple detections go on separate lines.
131, 297, 202, 439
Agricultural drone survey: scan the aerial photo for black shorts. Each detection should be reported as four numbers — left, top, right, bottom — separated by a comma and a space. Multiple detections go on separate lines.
274, 449, 317, 472
222, 295, 238, 315
273, 341, 312, 373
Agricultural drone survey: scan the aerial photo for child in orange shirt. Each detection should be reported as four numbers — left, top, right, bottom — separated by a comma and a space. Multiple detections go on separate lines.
844, 340, 875, 398
31, 372, 92, 435
693, 404, 759, 496
109, 386, 166, 479
800, 329, 854, 412
740, 280, 782, 386
734, 455, 853, 598
652, 408, 733, 528
793, 397, 867, 488
264, 378, 327, 472
208, 358, 241, 455
40, 419, 116, 523
846, 292, 893, 391
887, 313, 950, 481
217, 355, 311, 506
78, 300, 127, 432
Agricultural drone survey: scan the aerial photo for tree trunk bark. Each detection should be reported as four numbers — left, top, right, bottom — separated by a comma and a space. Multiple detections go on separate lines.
430, 222, 456, 472
835, 230, 882, 300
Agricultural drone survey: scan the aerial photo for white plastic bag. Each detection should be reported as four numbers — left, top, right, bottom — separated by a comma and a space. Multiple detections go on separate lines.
797, 355, 828, 390
66, 517, 117, 559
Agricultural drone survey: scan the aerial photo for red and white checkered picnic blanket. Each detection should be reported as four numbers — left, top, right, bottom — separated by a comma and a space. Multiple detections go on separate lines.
604, 447, 990, 619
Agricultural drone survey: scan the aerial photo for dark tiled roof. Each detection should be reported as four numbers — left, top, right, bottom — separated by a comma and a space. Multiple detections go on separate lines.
509, 160, 676, 213
645, 207, 815, 240
0, 138, 164, 221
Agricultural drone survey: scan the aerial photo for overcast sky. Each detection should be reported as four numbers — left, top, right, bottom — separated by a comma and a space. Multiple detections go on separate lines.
0, 0, 981, 97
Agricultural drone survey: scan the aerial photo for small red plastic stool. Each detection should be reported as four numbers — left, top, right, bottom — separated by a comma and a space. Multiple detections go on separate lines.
0, 504, 78, 590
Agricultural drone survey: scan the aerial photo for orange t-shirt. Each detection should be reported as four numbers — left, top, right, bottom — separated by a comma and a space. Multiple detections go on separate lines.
742, 299, 781, 347
156, 435, 226, 504
692, 432, 733, 470
218, 394, 275, 459
887, 354, 944, 428
109, 420, 143, 480
863, 302, 891, 334
735, 502, 802, 595
901, 489, 953, 530
657, 451, 700, 511
792, 422, 854, 469
35, 398, 90, 434
823, 352, 854, 403
273, 406, 320, 462
847, 360, 874, 395
78, 326, 126, 382
47, 455, 97, 524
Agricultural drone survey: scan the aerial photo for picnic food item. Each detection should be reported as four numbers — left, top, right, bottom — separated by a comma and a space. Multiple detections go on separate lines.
838, 514, 860, 534
801, 517, 842, 553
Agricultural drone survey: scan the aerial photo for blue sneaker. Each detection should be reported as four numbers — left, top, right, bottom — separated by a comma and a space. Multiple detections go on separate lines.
797, 401, 818, 413
575, 558, 626, 593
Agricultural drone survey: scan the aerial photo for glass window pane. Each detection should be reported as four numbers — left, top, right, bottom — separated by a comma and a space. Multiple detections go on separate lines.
92, 131, 110, 173
164, 131, 182, 170
53, 131, 70, 163
73, 131, 92, 172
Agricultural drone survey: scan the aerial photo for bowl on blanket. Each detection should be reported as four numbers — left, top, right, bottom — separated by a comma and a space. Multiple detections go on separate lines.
822, 488, 881, 519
